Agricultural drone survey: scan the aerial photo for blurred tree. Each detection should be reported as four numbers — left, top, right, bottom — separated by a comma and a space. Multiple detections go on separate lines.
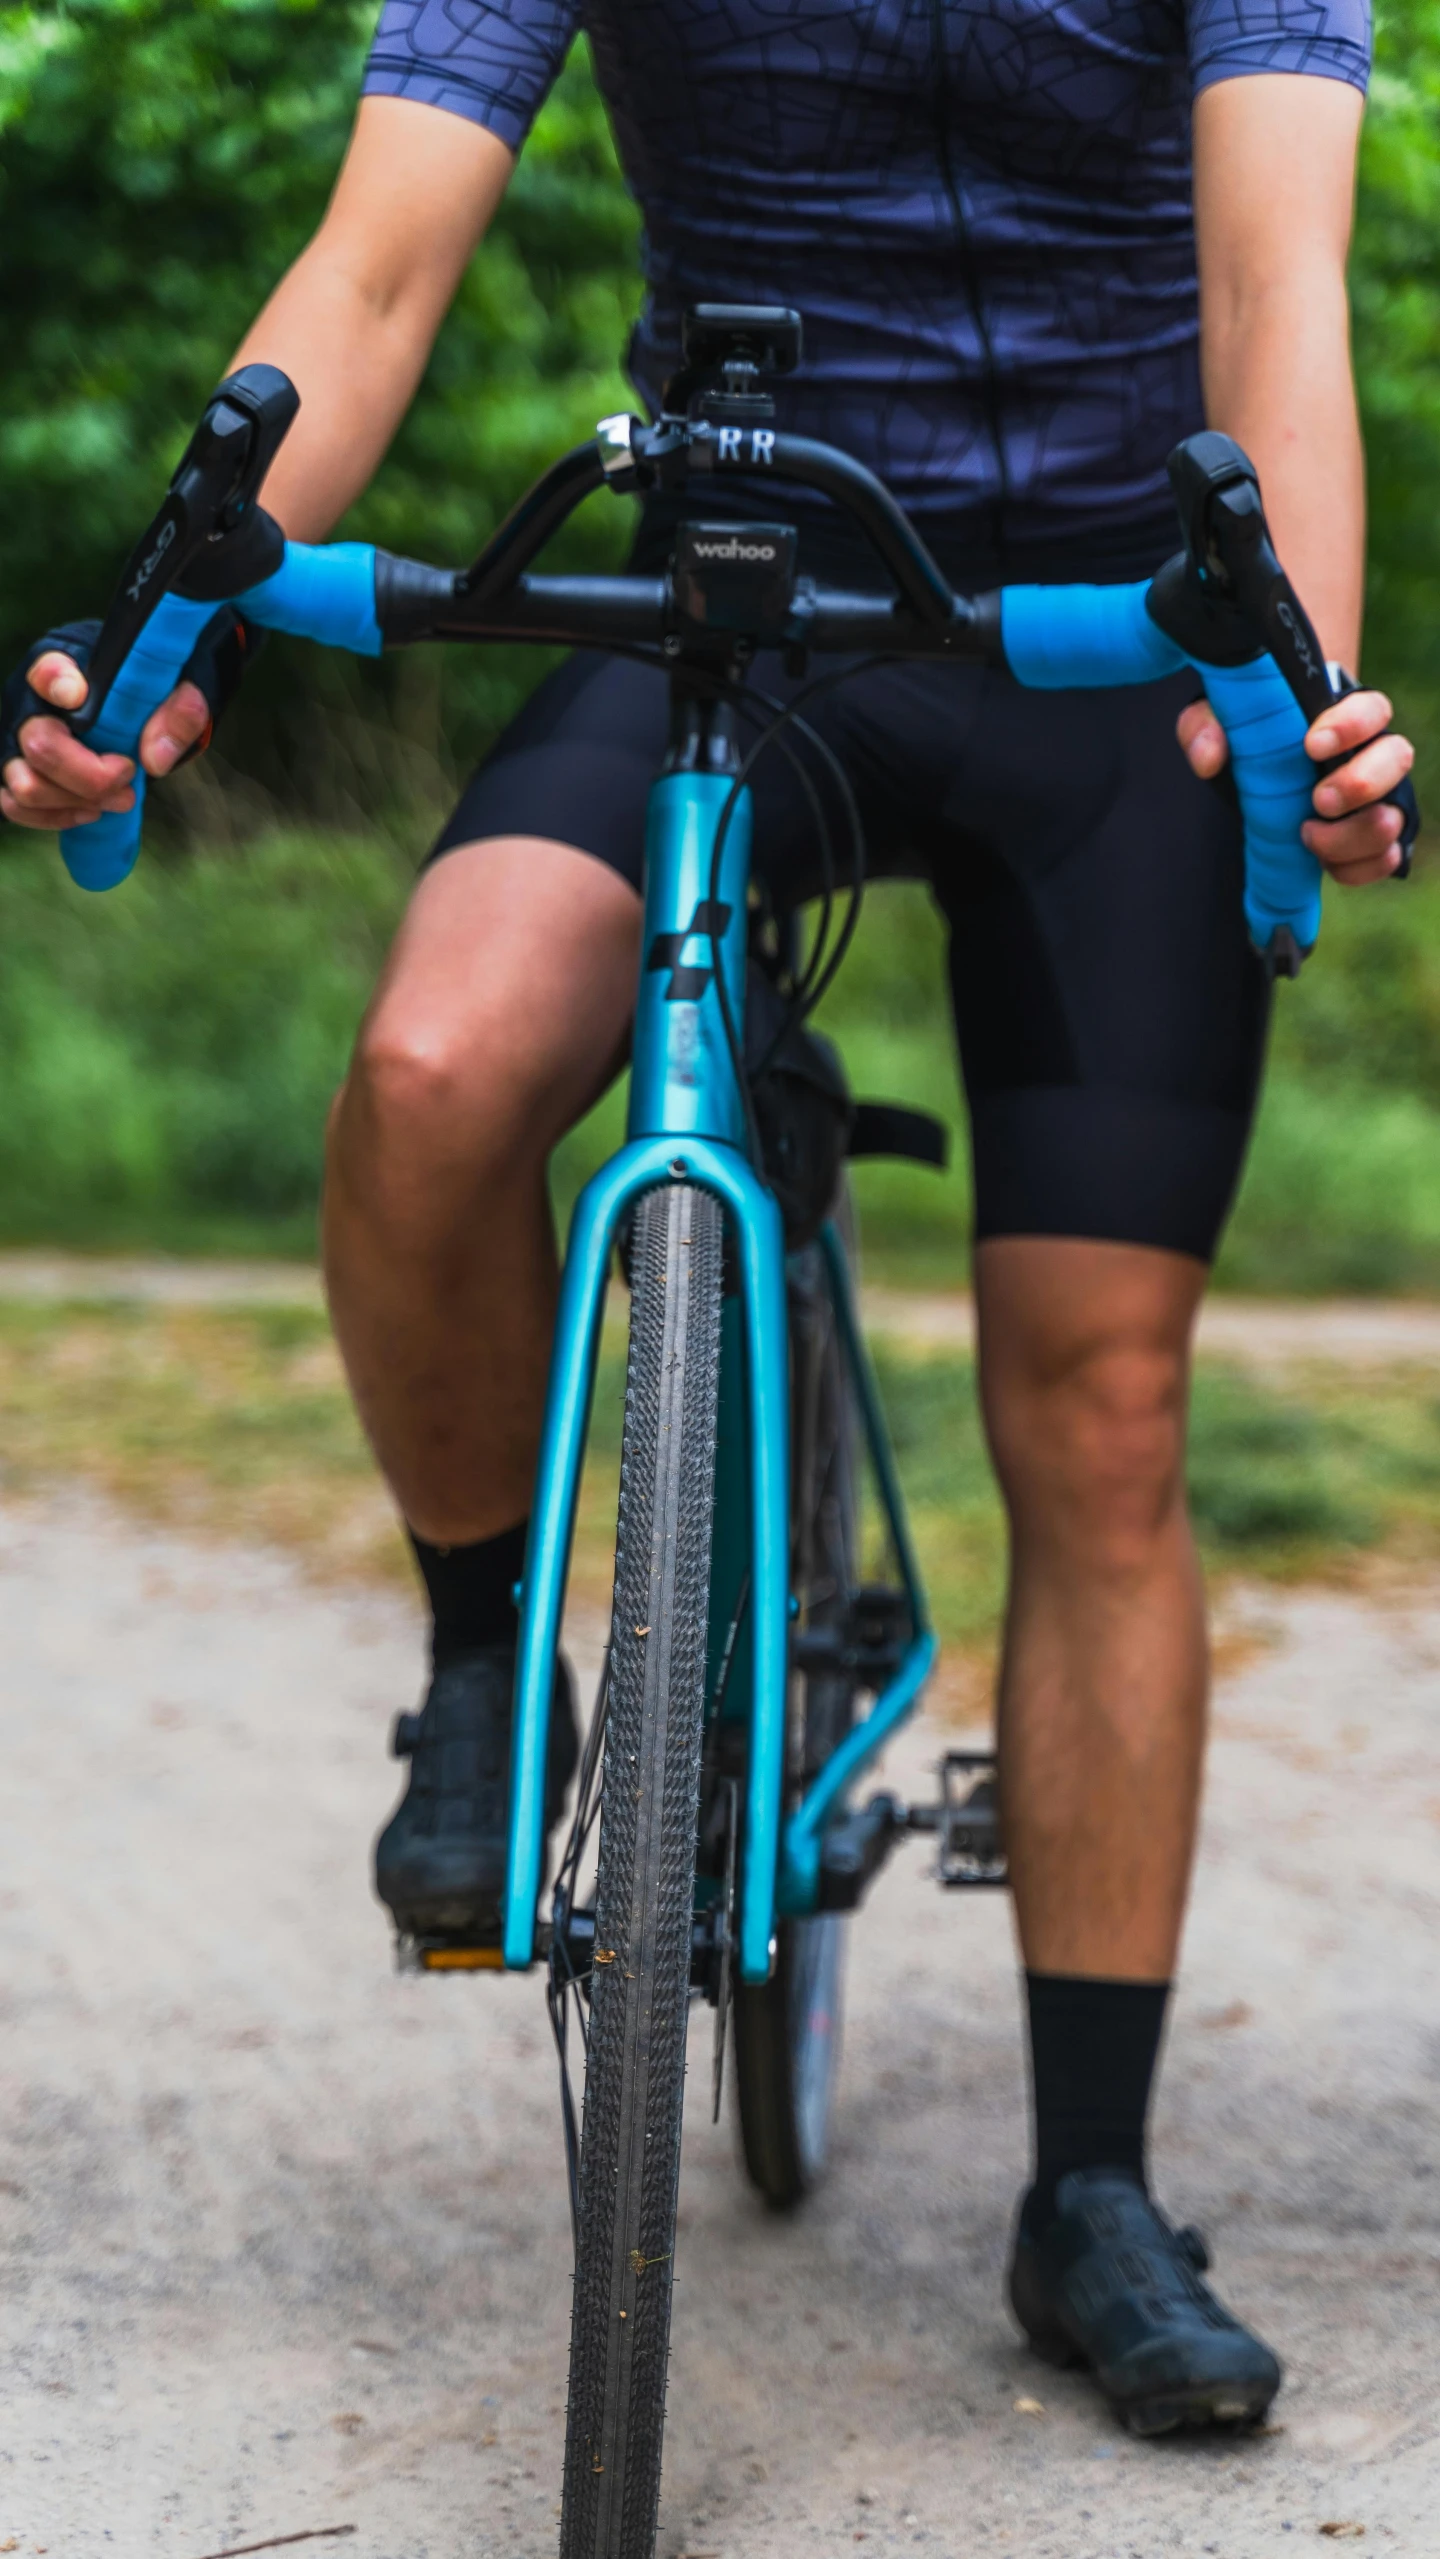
1, 0, 1437, 790
1355, 0, 1440, 715
0, 0, 640, 810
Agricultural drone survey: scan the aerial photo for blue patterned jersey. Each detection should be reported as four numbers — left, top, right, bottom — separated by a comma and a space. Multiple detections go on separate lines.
363, 1, 1369, 560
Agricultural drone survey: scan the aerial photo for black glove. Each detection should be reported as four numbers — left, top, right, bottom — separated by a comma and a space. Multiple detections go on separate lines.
1, 605, 263, 809
1318, 671, 1421, 878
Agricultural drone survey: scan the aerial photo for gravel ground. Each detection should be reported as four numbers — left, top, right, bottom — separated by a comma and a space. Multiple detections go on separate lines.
2, 1497, 1438, 2558
6, 1249, 1440, 1372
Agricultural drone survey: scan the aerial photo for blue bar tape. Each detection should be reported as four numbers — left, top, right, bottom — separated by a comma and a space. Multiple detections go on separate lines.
58, 591, 218, 891
237, 542, 382, 656
1200, 655, 1321, 956
1000, 576, 1322, 957
55, 544, 381, 892
1000, 581, 1186, 690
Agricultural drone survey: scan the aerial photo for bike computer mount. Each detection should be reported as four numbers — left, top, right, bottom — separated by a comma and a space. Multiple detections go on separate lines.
618, 310, 806, 650
662, 304, 804, 425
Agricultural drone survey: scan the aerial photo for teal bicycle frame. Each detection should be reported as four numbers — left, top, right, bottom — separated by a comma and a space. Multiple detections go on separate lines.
57, 362, 1351, 2003
503, 737, 936, 1985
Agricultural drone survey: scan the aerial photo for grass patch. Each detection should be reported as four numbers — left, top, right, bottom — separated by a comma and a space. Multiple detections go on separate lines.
2, 1300, 1438, 1664
0, 1298, 398, 1576
876, 1344, 1440, 1649
7, 828, 1440, 1293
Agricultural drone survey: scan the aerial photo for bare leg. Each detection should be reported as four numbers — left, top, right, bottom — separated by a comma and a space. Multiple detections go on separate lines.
323, 836, 642, 1543
976, 1236, 1209, 1982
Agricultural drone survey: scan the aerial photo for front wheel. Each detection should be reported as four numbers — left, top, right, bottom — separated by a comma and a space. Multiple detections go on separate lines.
560, 1181, 723, 2559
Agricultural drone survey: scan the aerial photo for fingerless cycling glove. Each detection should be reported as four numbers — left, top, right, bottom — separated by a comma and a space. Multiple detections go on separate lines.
0, 604, 263, 811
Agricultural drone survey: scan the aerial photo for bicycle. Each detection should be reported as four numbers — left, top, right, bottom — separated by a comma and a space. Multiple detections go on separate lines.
48, 303, 1417, 2559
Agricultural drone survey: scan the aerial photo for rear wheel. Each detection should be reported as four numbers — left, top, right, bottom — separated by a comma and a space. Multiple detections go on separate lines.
560, 1180, 723, 2559
733, 1216, 859, 2207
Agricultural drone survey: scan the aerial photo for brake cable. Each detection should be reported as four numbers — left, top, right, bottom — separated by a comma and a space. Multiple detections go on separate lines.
704, 656, 888, 1159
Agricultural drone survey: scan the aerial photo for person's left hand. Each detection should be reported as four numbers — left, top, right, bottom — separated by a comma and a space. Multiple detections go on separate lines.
1178, 688, 1415, 886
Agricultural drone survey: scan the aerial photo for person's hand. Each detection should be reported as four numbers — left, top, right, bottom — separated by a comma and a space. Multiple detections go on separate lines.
0, 649, 210, 833
1177, 689, 1415, 886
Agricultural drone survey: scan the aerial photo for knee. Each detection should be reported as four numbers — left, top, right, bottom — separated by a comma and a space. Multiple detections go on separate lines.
985, 1331, 1189, 1566
330, 1008, 545, 1221
349, 1015, 472, 1140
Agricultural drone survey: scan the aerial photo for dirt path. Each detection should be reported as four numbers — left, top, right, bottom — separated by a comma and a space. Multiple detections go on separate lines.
3, 1496, 1438, 2556
862, 1286, 1440, 1370
7, 1250, 1440, 1370
0, 1250, 328, 1310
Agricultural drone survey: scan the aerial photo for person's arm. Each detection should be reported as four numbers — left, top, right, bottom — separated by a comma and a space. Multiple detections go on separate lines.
1178, 72, 1413, 887
2, 98, 514, 832
229, 98, 514, 542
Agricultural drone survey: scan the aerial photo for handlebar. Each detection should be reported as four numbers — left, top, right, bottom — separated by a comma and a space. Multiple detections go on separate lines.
54, 373, 1418, 970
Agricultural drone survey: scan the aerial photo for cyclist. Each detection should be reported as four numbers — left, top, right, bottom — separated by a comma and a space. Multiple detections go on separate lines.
1, 0, 1416, 2438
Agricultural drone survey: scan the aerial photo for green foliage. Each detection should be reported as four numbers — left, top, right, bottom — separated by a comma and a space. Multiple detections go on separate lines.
5, 3, 1440, 1285
0, 834, 1435, 1297
0, 0, 640, 797
4, 0, 1438, 712
1355, 0, 1440, 710
1224, 859, 1440, 1291
1185, 1371, 1364, 1547
1, 0, 376, 641
0, 825, 409, 1250
848, 1340, 1440, 1647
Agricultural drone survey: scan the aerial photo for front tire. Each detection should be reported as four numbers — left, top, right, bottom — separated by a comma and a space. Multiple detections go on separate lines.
560, 1181, 723, 2559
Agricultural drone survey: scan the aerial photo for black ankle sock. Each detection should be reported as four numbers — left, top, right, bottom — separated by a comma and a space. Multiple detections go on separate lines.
409, 1520, 529, 1671
1024, 1972, 1170, 2232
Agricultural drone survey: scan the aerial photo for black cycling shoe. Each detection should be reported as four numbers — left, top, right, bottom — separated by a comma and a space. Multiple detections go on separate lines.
374, 1645, 580, 1942
1008, 2168, 1282, 2437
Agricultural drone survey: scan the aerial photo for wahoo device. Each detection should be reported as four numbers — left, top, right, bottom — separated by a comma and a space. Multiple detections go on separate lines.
671, 522, 798, 632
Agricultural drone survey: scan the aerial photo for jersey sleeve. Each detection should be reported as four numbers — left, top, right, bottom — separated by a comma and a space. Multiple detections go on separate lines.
1187, 0, 1371, 97
361, 1, 582, 153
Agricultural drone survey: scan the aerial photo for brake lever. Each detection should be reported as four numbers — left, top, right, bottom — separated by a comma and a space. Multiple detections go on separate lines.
1169, 433, 1334, 718
70, 362, 299, 738
1158, 431, 1419, 877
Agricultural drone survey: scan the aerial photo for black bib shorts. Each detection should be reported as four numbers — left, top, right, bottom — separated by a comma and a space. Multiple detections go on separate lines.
431, 512, 1270, 1265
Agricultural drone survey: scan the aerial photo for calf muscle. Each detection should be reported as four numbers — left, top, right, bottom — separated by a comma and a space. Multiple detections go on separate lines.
976, 1237, 1209, 1983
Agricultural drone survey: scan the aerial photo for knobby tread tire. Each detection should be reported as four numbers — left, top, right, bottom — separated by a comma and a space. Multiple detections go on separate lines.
560, 1181, 723, 2559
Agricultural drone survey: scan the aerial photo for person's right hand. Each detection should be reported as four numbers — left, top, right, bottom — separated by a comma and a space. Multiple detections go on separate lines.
1, 650, 211, 832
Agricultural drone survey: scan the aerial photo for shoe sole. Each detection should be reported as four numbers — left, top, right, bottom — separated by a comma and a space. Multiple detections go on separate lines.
383, 1889, 504, 1940
1023, 2328, 1278, 2437
1122, 2382, 1279, 2438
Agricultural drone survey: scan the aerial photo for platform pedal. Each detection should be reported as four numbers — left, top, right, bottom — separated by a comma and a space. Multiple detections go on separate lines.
912, 1750, 1007, 1888
395, 1915, 561, 1975
816, 1751, 1007, 1910
396, 1932, 506, 1973
817, 1792, 906, 1910
791, 1582, 913, 1687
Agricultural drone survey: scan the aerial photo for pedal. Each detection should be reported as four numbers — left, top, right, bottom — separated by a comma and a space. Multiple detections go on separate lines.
416, 1943, 506, 1972
395, 1915, 562, 1975
817, 1791, 905, 1911
791, 1583, 912, 1686
396, 1931, 508, 1973
905, 1750, 1007, 1888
